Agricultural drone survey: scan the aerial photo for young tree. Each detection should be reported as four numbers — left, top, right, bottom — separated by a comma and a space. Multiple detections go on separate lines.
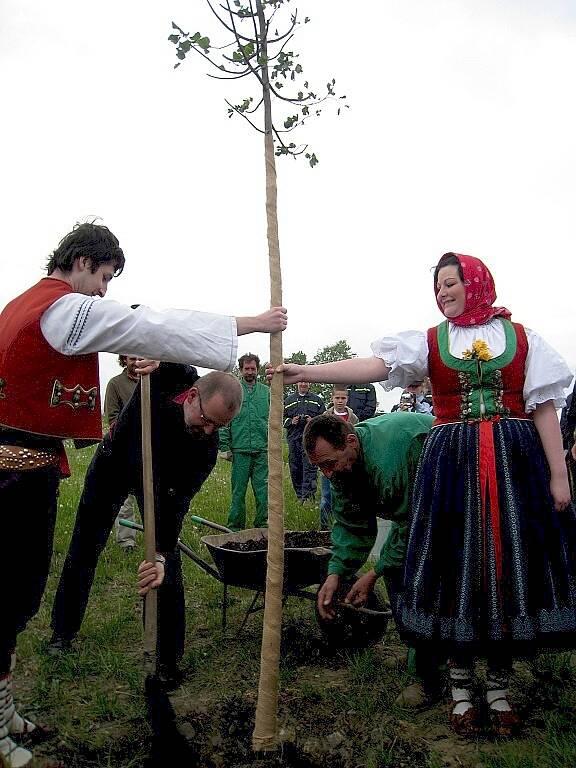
169, 2, 347, 166
168, 1, 345, 751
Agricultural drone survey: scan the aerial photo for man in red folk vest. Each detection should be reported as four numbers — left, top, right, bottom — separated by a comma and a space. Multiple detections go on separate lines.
0, 221, 287, 768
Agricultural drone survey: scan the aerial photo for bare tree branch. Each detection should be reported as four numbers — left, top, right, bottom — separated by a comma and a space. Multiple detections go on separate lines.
225, 99, 266, 133
246, 95, 264, 113
247, 0, 260, 52
272, 124, 307, 154
207, 69, 253, 80
206, 0, 255, 42
265, 8, 297, 44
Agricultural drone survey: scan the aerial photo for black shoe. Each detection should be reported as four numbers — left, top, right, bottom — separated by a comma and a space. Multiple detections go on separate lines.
157, 663, 184, 691
47, 633, 73, 656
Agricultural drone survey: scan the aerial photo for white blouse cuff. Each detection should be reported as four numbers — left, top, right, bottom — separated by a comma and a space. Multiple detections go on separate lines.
370, 331, 428, 391
525, 385, 568, 413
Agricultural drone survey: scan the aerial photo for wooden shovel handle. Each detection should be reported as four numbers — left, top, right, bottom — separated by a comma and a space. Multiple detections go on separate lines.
141, 374, 157, 672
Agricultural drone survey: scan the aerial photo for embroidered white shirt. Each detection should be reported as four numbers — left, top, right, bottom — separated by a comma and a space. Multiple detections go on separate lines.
41, 294, 238, 373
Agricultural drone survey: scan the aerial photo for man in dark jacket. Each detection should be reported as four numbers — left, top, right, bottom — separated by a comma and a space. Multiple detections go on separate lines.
283, 381, 325, 502
49, 364, 242, 688
346, 384, 377, 421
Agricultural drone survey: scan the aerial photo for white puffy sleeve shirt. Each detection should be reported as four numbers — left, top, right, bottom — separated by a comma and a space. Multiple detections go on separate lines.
41, 294, 238, 372
370, 319, 572, 413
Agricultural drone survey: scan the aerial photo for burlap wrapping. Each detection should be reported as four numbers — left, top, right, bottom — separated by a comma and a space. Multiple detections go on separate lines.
252, 131, 285, 751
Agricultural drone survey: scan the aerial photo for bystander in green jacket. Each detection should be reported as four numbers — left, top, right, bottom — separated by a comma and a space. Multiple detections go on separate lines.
219, 378, 270, 530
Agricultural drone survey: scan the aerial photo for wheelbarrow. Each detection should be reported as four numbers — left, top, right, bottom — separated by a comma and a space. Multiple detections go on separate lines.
121, 517, 391, 648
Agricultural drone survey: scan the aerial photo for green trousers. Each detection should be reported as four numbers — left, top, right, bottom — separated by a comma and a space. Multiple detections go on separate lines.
227, 451, 268, 531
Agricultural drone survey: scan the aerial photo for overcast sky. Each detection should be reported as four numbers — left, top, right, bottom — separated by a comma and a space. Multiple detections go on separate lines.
2, 0, 575, 410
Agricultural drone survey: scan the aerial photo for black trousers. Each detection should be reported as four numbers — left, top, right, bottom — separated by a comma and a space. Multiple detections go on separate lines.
287, 437, 317, 500
1, 466, 60, 673
51, 440, 192, 667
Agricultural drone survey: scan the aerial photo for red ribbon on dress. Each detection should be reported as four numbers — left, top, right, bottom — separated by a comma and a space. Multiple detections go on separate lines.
478, 417, 502, 584
58, 444, 71, 478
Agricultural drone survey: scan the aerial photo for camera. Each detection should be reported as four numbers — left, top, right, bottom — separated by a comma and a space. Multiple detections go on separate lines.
398, 392, 416, 412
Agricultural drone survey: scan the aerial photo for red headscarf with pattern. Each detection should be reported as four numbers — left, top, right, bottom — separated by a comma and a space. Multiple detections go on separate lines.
435, 252, 512, 327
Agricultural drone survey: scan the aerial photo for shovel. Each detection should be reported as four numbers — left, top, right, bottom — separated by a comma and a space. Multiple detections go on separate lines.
139, 374, 196, 766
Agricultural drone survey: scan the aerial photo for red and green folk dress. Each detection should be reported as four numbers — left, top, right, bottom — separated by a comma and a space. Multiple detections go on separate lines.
371, 318, 576, 653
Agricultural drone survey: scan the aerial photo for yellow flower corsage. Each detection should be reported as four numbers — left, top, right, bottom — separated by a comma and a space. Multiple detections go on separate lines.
462, 339, 492, 362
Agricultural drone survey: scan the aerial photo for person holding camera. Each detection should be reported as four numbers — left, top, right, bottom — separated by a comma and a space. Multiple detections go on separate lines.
392, 381, 433, 414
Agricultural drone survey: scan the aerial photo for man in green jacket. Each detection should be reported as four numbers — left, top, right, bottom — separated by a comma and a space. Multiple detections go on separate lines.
304, 411, 442, 705
219, 353, 269, 530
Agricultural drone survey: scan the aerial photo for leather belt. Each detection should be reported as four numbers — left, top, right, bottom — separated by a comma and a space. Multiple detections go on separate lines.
0, 445, 59, 471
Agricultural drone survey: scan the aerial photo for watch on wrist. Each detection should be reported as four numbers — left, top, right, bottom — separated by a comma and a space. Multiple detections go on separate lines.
154, 553, 166, 565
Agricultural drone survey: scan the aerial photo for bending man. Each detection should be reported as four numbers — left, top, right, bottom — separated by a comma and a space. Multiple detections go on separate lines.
50, 365, 241, 689
304, 412, 442, 705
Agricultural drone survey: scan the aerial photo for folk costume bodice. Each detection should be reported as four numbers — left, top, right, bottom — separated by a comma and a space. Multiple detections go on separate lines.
427, 319, 530, 424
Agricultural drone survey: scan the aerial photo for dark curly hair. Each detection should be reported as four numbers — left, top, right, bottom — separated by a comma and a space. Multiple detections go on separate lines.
433, 252, 464, 286
238, 353, 260, 370
303, 413, 356, 455
46, 221, 125, 276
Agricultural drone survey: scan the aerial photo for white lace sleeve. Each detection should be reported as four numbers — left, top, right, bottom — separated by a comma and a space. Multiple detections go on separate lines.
370, 330, 429, 390
523, 329, 573, 412
40, 294, 238, 372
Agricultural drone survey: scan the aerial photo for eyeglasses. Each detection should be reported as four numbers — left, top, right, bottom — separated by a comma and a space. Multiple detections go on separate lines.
315, 458, 338, 472
196, 390, 226, 430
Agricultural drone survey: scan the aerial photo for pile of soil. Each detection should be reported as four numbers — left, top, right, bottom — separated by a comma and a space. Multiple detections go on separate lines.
223, 532, 332, 553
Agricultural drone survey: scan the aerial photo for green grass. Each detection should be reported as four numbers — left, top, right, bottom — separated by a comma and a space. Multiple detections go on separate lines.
13, 444, 576, 767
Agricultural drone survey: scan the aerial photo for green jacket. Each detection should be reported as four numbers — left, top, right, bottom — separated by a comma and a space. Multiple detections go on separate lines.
219, 379, 269, 453
328, 412, 433, 579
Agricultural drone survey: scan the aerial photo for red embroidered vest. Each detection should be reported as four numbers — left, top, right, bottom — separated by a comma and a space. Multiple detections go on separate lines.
0, 279, 102, 440
427, 319, 529, 424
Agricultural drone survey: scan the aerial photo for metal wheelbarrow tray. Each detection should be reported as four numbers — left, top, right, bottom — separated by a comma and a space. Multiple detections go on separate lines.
201, 528, 332, 591
121, 519, 389, 645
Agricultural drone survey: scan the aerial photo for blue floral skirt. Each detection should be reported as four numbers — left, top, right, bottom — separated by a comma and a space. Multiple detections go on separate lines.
397, 418, 576, 654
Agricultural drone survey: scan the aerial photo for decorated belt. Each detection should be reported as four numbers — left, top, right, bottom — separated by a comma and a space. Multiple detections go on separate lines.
0, 445, 59, 471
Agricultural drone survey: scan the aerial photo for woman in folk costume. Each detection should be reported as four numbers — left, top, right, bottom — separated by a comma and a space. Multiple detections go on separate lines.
270, 251, 575, 736
382, 252, 575, 736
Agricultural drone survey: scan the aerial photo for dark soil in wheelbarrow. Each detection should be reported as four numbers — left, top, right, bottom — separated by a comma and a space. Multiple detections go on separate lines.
222, 531, 332, 552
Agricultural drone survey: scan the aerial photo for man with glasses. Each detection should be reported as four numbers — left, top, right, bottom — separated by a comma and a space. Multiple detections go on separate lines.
49, 364, 242, 689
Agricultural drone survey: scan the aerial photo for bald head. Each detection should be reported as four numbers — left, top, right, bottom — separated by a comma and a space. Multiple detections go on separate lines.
183, 372, 243, 436
197, 371, 243, 413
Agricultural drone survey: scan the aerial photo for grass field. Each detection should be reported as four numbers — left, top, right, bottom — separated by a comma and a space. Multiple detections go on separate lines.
14, 445, 576, 768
